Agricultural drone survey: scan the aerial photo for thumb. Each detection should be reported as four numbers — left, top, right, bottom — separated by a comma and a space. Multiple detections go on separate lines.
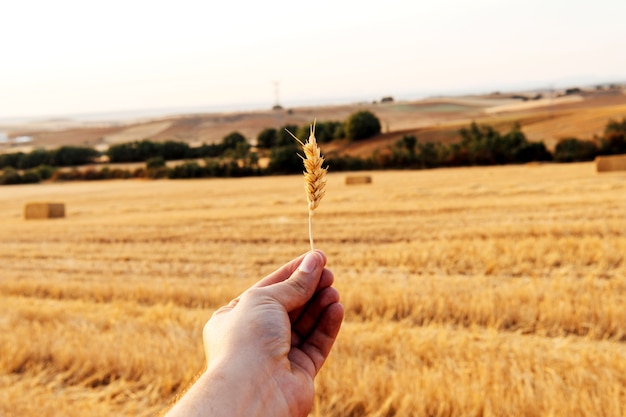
268, 251, 325, 312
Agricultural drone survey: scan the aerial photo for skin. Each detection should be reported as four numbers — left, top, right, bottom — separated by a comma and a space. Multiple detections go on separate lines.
165, 250, 344, 417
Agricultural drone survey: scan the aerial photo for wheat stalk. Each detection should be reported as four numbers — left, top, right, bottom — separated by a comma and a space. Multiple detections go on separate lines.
286, 121, 327, 251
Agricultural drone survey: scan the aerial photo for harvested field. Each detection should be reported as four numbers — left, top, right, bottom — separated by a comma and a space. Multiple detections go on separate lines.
1, 163, 625, 416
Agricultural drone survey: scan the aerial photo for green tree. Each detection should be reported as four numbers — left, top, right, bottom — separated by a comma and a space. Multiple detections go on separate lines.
456, 122, 535, 165
51, 146, 99, 166
417, 141, 442, 168
135, 140, 162, 161
34, 165, 56, 180
146, 156, 166, 170
345, 110, 381, 140
267, 144, 301, 174
0, 152, 23, 169
107, 143, 137, 163
18, 149, 51, 169
222, 132, 248, 150
193, 143, 224, 158
604, 118, 626, 137
321, 121, 344, 142
0, 167, 22, 185
21, 170, 42, 184
401, 134, 417, 155
168, 161, 204, 179
257, 128, 277, 148
294, 121, 339, 143
276, 125, 299, 147
227, 141, 252, 159
162, 141, 191, 160
599, 118, 626, 155
553, 138, 598, 162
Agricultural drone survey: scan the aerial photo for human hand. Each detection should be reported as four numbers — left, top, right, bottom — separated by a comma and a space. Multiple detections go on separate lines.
166, 250, 343, 417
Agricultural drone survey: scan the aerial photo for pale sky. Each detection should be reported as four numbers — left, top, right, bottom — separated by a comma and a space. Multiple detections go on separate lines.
1, 0, 625, 119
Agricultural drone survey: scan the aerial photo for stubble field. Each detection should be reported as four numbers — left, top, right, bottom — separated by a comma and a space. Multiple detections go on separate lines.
1, 163, 625, 416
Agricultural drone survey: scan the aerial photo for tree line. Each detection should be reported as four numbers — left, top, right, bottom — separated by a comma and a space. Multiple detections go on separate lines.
1, 111, 626, 185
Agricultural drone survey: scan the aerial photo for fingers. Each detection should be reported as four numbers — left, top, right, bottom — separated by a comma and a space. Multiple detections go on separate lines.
216, 252, 333, 318
288, 268, 334, 323
265, 251, 326, 312
253, 250, 328, 289
291, 286, 340, 346
303, 303, 344, 374
290, 302, 344, 378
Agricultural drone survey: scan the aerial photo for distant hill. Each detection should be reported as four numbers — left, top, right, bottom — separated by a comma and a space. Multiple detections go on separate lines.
1, 86, 625, 155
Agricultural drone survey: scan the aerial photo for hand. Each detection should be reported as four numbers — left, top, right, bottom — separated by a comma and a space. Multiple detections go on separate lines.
166, 250, 344, 417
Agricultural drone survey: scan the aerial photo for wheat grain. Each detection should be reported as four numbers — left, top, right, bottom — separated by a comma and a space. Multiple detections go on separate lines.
287, 121, 327, 250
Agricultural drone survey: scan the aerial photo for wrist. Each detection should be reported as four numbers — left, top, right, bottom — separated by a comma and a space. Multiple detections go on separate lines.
199, 357, 284, 417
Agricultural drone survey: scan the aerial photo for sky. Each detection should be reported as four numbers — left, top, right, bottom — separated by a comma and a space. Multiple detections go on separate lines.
1, 0, 625, 120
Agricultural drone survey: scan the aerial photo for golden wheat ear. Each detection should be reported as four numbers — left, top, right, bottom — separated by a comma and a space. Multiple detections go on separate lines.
286, 121, 327, 251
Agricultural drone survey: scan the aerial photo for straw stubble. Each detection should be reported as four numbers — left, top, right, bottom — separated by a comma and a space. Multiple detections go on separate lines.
287, 122, 327, 251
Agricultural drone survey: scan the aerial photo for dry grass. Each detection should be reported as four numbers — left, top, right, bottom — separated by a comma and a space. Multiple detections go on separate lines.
1, 162, 626, 416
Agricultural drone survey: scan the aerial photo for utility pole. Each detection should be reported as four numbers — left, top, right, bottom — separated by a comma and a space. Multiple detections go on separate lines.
272, 81, 283, 110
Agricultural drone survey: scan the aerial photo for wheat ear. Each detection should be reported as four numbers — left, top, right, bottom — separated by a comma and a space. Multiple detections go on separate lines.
286, 121, 327, 251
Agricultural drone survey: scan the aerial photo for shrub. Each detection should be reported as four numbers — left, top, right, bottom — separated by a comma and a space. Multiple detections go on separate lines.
107, 140, 163, 163
222, 132, 248, 150
51, 146, 99, 166
604, 117, 626, 137
417, 141, 444, 168
18, 149, 51, 170
34, 165, 55, 180
267, 144, 302, 174
51, 169, 85, 182
257, 128, 277, 148
276, 125, 299, 147
553, 138, 598, 162
325, 154, 374, 171
599, 118, 626, 155
21, 170, 41, 184
0, 152, 23, 169
84, 168, 104, 181
515, 142, 552, 163
294, 121, 341, 143
318, 121, 343, 142
332, 122, 345, 139
192, 143, 224, 158
147, 167, 168, 179
0, 168, 22, 185
454, 122, 546, 165
401, 135, 417, 154
108, 143, 139, 163
599, 131, 626, 155
132, 168, 146, 178
345, 110, 381, 140
168, 161, 204, 179
110, 168, 132, 179
146, 156, 166, 170
162, 141, 191, 160
227, 141, 252, 159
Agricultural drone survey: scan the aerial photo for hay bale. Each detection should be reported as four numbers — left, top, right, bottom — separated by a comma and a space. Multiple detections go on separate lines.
596, 154, 626, 173
345, 175, 372, 185
24, 203, 65, 220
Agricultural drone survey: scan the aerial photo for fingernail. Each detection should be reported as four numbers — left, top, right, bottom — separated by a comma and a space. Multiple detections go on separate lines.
299, 252, 319, 273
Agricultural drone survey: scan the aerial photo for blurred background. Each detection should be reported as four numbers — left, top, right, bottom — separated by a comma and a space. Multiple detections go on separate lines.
2, 0, 625, 120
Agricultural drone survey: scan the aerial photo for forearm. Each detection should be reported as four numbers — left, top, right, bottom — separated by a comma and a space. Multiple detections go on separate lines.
165, 361, 280, 417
